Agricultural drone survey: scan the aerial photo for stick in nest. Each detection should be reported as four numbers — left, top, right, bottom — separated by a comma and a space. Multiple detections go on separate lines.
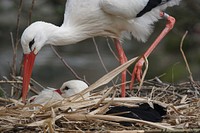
179, 31, 192, 82
179, 31, 199, 96
137, 56, 149, 94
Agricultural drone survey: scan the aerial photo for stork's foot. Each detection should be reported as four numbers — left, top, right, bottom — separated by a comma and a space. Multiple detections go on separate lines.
129, 12, 175, 90
129, 58, 145, 89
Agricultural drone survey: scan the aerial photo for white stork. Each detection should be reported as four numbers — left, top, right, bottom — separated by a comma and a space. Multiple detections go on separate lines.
21, 0, 181, 102
29, 80, 89, 105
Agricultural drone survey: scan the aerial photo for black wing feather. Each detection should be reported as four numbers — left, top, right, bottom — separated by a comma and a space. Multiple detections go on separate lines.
136, 0, 171, 17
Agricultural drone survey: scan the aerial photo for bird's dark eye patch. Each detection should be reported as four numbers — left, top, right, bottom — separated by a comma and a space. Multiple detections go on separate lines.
29, 39, 35, 50
64, 86, 70, 90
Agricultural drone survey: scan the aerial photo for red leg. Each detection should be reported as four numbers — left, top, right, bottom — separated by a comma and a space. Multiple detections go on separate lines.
130, 12, 176, 89
114, 39, 128, 97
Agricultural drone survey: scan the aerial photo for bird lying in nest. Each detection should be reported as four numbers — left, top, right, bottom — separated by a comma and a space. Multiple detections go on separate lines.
28, 80, 89, 105
28, 80, 166, 124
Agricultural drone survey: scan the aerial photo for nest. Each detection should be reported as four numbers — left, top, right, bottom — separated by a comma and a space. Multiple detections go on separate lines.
0, 58, 200, 133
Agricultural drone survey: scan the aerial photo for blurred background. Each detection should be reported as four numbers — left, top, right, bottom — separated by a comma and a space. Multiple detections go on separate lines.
0, 0, 200, 90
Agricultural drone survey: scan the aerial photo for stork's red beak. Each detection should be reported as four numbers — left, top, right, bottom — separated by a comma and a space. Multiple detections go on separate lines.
22, 51, 36, 103
54, 89, 62, 95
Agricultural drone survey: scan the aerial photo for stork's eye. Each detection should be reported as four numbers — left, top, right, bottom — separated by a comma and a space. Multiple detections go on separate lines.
64, 86, 70, 90
29, 39, 35, 50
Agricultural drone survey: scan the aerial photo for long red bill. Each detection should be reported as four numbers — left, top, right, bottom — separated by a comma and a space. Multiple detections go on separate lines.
22, 51, 36, 103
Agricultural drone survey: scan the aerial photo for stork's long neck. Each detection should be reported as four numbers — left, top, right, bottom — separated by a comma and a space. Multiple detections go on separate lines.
46, 24, 90, 46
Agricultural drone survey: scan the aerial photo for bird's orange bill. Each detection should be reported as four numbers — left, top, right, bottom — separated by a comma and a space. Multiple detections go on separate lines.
22, 51, 36, 103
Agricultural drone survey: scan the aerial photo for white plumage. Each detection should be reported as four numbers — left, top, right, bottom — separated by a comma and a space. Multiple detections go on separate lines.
21, 0, 182, 101
29, 80, 89, 106
21, 0, 181, 54
60, 80, 89, 98
29, 89, 63, 106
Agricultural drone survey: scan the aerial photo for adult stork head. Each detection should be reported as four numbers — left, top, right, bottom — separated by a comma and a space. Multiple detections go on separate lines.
21, 21, 58, 103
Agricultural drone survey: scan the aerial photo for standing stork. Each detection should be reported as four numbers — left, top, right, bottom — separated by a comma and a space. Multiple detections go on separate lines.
21, 0, 181, 103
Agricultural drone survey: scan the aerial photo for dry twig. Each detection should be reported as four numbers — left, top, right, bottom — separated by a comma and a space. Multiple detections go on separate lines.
180, 31, 199, 96
28, 0, 36, 25
50, 45, 89, 85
